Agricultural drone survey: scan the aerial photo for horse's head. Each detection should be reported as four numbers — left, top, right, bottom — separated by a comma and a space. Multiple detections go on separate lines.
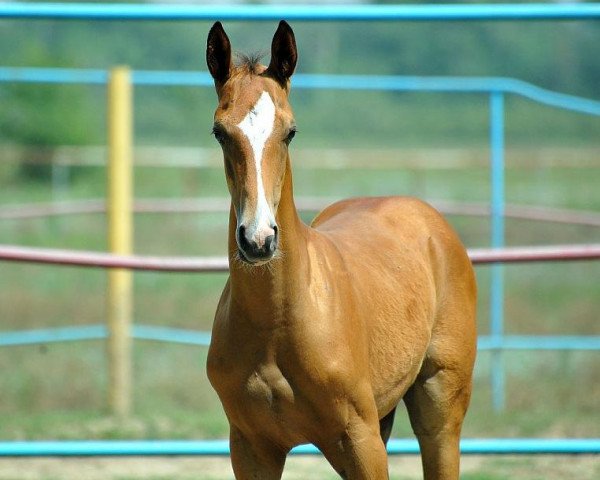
207, 21, 297, 265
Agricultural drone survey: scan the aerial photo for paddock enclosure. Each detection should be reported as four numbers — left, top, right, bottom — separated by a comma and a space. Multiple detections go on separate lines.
1, 1, 599, 468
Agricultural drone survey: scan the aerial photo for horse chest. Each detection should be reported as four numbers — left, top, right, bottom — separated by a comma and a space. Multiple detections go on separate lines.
244, 365, 293, 410
221, 362, 310, 444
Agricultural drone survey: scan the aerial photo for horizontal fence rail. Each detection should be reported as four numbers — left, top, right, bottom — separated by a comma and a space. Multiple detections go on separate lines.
2, 3, 600, 22
2, 198, 600, 227
467, 244, 600, 264
1, 68, 600, 116
2, 324, 599, 352
0, 244, 229, 272
1, 244, 599, 272
1, 438, 599, 457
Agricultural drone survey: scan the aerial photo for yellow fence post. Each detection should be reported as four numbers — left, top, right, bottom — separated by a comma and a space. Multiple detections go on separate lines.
106, 66, 133, 417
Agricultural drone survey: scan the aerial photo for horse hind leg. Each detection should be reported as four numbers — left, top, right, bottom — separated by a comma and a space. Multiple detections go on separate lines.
379, 406, 397, 446
403, 364, 473, 480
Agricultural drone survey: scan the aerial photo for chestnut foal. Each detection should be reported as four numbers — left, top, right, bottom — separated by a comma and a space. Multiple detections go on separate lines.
206, 21, 477, 480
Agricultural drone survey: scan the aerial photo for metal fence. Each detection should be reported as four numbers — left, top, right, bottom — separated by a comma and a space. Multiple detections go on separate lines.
1, 2, 599, 456
2, 66, 600, 411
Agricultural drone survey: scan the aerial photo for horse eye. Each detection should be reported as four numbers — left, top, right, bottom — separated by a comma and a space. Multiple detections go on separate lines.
212, 125, 226, 145
285, 127, 297, 145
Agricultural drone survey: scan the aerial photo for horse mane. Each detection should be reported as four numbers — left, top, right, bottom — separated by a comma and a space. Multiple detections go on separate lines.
235, 52, 266, 75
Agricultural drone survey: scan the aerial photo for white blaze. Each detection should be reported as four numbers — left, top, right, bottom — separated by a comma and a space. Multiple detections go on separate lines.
236, 91, 276, 243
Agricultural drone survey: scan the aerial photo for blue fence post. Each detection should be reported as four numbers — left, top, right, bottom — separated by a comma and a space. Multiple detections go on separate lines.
489, 91, 506, 411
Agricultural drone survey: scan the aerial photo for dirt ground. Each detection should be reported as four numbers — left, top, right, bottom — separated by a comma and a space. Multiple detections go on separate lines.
0, 455, 599, 480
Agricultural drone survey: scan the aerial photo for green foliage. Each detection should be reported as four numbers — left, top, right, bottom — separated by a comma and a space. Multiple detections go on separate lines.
0, 33, 104, 181
2, 83, 101, 147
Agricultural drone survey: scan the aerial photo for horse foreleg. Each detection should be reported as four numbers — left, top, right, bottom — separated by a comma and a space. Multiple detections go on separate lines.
229, 426, 287, 480
321, 411, 390, 480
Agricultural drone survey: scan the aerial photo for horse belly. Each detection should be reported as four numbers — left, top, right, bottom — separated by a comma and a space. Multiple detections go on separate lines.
366, 285, 435, 415
369, 317, 432, 415
344, 241, 438, 416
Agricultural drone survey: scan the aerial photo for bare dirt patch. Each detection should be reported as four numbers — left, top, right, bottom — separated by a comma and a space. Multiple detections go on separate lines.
1, 455, 598, 480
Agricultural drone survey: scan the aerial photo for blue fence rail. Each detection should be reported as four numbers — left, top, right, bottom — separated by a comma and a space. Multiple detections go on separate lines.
2, 3, 599, 455
2, 438, 599, 457
2, 68, 600, 116
2, 2, 600, 22
2, 324, 600, 351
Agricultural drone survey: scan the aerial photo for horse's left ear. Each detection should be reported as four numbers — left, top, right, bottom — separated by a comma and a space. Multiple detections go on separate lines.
267, 20, 297, 85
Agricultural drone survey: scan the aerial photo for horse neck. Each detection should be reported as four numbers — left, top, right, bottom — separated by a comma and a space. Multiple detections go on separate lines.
227, 154, 309, 323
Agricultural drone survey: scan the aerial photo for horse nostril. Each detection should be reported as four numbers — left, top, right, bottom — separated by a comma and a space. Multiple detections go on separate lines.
237, 225, 251, 249
264, 234, 277, 253
266, 225, 279, 253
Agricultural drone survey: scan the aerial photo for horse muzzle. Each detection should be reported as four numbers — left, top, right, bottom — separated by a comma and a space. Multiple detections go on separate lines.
237, 224, 279, 264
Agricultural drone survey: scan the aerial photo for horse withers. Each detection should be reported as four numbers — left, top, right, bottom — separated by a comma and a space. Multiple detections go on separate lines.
205, 21, 477, 480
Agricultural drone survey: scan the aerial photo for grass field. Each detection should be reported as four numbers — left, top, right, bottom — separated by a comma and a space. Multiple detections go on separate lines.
0, 147, 598, 478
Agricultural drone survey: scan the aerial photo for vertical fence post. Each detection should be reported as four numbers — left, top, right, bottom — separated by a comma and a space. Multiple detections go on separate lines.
106, 66, 133, 417
490, 91, 506, 411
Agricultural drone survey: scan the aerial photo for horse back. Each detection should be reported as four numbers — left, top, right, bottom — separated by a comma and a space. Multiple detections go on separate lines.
311, 196, 472, 285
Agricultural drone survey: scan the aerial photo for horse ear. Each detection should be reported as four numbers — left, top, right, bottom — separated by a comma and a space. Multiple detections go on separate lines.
206, 21, 232, 86
267, 21, 297, 85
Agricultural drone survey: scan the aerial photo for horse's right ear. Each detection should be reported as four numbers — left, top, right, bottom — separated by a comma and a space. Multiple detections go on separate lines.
267, 20, 297, 86
206, 22, 232, 87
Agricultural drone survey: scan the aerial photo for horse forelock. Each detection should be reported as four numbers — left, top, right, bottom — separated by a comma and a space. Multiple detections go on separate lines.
235, 52, 267, 76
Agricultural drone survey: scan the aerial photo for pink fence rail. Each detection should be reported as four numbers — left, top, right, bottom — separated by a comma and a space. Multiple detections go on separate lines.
0, 243, 599, 272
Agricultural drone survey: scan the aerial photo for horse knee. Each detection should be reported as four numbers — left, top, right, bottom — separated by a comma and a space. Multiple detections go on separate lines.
321, 416, 389, 480
229, 428, 286, 480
